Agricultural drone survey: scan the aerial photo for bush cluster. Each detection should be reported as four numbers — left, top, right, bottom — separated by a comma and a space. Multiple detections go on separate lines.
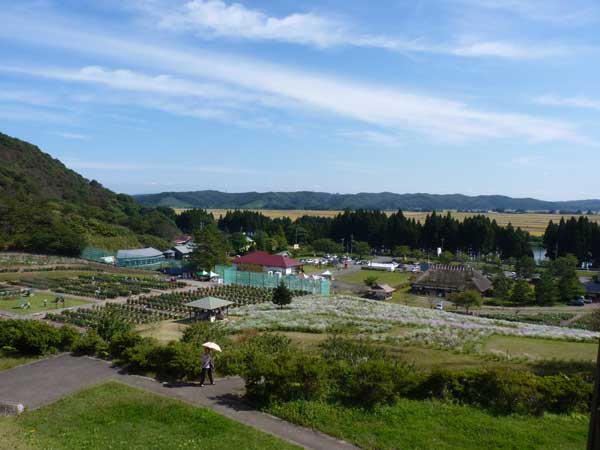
0, 320, 78, 355
222, 334, 592, 415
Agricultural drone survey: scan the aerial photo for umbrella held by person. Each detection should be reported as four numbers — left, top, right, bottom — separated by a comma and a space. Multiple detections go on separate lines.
200, 342, 221, 387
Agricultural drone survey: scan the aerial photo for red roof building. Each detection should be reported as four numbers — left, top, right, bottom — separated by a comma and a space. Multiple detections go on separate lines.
232, 251, 303, 274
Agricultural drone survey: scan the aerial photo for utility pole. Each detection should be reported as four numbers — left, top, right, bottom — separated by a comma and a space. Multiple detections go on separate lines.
350, 234, 353, 256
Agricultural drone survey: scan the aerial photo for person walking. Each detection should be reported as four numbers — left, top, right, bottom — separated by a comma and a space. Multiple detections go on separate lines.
200, 347, 214, 387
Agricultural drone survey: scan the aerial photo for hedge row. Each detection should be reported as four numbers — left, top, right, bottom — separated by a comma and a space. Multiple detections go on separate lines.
0, 320, 78, 355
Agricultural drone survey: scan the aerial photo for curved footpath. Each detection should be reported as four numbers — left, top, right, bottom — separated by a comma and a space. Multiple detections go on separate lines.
0, 354, 359, 450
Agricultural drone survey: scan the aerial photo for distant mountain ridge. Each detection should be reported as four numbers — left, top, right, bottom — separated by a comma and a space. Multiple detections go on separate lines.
134, 190, 600, 212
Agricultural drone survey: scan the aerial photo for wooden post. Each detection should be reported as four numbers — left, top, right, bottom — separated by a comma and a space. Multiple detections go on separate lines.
588, 338, 600, 450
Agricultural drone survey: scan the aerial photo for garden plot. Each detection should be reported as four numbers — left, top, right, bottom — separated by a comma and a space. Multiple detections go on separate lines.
228, 295, 599, 344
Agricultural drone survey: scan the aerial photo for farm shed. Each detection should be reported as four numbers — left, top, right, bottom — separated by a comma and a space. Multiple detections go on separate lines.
369, 283, 396, 300
184, 296, 234, 322
116, 248, 165, 268
411, 264, 492, 297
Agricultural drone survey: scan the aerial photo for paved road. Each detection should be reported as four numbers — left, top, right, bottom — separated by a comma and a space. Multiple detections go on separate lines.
0, 354, 360, 450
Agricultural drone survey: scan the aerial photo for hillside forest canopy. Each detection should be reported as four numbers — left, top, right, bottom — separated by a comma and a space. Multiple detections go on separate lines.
0, 132, 178, 255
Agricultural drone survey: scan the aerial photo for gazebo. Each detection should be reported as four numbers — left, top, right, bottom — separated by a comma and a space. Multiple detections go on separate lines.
184, 296, 234, 322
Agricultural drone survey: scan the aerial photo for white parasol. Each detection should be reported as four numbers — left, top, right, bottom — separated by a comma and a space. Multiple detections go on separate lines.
202, 342, 222, 352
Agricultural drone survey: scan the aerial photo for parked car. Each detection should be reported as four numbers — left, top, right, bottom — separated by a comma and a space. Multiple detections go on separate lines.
436, 302, 444, 310
569, 298, 586, 306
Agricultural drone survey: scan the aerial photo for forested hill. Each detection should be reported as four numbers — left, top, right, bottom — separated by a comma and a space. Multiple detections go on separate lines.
135, 190, 600, 212
0, 132, 179, 255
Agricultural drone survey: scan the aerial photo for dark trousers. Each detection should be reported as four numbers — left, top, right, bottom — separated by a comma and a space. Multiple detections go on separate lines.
200, 368, 213, 385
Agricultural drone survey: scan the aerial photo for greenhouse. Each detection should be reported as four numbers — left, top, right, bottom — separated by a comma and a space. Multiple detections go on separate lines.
116, 248, 165, 268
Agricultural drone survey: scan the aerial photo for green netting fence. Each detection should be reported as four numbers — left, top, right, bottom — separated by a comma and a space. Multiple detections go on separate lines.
80, 246, 115, 262
215, 265, 330, 296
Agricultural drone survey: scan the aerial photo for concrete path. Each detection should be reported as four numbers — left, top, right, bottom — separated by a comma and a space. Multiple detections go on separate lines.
0, 354, 360, 450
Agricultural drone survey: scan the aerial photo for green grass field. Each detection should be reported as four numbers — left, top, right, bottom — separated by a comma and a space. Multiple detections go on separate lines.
337, 269, 414, 287
483, 335, 598, 361
267, 399, 588, 450
0, 354, 39, 372
0, 382, 299, 450
0, 292, 89, 314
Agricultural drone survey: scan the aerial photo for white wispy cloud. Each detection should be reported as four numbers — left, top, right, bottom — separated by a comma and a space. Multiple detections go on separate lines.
464, 0, 599, 24
0, 15, 591, 145
134, 0, 561, 60
66, 159, 257, 174
536, 95, 600, 111
338, 130, 405, 147
53, 131, 91, 140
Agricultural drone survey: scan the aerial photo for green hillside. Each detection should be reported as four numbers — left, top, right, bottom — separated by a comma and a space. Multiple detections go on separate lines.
0, 132, 179, 255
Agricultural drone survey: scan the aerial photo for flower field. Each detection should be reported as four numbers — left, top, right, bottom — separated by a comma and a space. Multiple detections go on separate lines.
45, 285, 282, 327
46, 303, 177, 326
228, 295, 599, 346
13, 274, 186, 299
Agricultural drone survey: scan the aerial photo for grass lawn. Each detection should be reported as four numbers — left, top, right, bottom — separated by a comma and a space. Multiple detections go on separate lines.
0, 353, 40, 372
2, 382, 300, 450
266, 399, 588, 450
137, 320, 188, 343
337, 269, 413, 287
483, 335, 598, 361
0, 292, 89, 314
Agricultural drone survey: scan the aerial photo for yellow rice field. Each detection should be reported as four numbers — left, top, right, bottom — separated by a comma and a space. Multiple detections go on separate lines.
174, 209, 600, 236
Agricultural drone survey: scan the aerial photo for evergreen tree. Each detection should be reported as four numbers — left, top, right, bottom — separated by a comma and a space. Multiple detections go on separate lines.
510, 280, 534, 305
515, 256, 535, 279
190, 224, 228, 271
272, 282, 292, 309
492, 274, 513, 303
535, 270, 560, 305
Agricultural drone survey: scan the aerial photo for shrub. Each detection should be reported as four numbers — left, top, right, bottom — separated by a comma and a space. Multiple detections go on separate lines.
335, 359, 398, 407
109, 331, 144, 360
181, 322, 231, 348
59, 325, 80, 351
120, 337, 161, 373
94, 313, 132, 341
72, 330, 108, 357
0, 320, 62, 355
154, 341, 202, 381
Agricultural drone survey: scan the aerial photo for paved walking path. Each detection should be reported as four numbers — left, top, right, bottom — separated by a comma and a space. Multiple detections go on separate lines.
0, 354, 359, 450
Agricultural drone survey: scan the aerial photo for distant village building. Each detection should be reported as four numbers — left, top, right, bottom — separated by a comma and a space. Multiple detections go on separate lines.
583, 281, 600, 302
367, 261, 399, 272
173, 244, 194, 260
369, 283, 396, 300
232, 251, 304, 275
116, 248, 165, 268
172, 235, 192, 246
411, 264, 492, 297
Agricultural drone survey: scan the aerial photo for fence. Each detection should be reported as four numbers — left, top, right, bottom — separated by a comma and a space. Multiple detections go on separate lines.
215, 265, 330, 295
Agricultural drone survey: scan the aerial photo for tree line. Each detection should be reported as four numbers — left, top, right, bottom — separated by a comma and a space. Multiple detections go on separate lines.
177, 208, 533, 261
543, 216, 600, 264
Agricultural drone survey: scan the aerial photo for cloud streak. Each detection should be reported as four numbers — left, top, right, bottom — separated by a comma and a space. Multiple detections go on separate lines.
137, 0, 562, 60
537, 95, 600, 111
0, 13, 591, 145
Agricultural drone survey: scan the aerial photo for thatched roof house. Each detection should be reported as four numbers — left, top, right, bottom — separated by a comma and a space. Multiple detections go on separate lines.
369, 283, 396, 300
411, 264, 492, 297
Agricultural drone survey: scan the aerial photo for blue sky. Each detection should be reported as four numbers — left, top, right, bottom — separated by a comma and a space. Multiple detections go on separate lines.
1, 0, 599, 200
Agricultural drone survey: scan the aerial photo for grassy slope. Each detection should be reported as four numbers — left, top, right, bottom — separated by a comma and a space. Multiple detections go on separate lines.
0, 293, 89, 314
337, 270, 413, 286
267, 399, 588, 450
3, 382, 299, 450
484, 335, 598, 361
